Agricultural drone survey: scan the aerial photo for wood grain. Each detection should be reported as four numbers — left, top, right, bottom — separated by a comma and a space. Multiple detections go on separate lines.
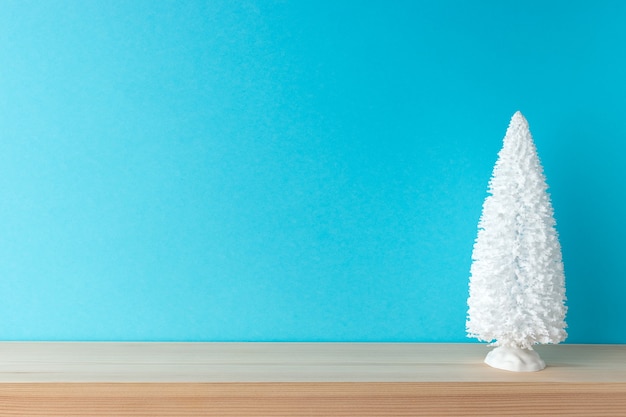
0, 382, 625, 416
0, 343, 624, 416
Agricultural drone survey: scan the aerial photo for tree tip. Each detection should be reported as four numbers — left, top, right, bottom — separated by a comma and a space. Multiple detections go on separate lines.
512, 110, 524, 119
510, 111, 528, 126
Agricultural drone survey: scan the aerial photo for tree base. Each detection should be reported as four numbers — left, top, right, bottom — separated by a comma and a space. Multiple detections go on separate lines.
484, 346, 546, 372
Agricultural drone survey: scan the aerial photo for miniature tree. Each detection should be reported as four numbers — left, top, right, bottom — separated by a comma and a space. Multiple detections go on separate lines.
466, 111, 567, 372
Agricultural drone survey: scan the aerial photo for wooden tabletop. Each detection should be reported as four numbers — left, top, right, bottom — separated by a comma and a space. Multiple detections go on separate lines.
0, 342, 624, 382
0, 343, 624, 416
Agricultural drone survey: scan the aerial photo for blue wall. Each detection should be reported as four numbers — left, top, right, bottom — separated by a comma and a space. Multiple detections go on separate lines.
0, 0, 624, 342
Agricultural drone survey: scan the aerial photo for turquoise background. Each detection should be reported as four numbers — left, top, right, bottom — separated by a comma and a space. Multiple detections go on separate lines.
0, 0, 624, 342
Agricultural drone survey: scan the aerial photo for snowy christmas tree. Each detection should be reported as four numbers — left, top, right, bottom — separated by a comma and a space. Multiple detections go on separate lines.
467, 111, 567, 372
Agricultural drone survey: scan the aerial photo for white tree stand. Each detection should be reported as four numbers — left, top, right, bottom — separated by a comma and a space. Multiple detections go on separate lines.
485, 346, 546, 372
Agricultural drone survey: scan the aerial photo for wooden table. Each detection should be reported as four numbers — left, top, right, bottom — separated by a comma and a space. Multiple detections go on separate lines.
0, 342, 624, 416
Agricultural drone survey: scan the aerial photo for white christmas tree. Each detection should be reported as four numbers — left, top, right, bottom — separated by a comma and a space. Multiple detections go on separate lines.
467, 111, 567, 372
